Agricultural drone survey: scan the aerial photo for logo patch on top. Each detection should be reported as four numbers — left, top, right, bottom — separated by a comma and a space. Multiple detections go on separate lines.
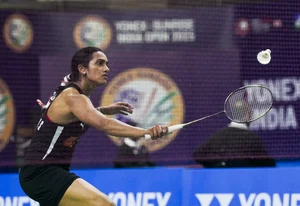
0, 79, 15, 152
73, 15, 112, 50
3, 14, 33, 53
101, 68, 185, 152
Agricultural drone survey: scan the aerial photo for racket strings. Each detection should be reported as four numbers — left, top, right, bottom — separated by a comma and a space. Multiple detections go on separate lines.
225, 86, 273, 122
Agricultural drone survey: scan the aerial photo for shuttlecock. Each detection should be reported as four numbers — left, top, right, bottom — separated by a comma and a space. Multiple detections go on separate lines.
257, 49, 271, 65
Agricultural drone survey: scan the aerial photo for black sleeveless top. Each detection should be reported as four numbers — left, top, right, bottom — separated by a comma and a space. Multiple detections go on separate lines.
24, 83, 89, 168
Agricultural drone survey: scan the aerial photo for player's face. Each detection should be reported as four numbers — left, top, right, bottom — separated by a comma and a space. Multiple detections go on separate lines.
86, 51, 109, 85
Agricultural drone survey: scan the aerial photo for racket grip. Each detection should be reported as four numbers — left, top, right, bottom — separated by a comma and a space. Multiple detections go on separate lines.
168, 124, 184, 133
144, 124, 184, 140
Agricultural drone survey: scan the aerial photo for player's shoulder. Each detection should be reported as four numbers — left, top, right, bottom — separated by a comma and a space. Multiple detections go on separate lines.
62, 87, 81, 96
61, 87, 85, 103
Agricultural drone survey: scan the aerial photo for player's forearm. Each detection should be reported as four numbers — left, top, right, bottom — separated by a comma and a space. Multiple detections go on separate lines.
99, 118, 146, 138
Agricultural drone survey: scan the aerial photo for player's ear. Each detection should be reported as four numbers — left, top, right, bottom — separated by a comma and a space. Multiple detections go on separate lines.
78, 64, 87, 75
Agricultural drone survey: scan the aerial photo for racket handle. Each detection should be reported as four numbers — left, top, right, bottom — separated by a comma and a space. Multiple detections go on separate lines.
168, 124, 184, 133
144, 124, 184, 140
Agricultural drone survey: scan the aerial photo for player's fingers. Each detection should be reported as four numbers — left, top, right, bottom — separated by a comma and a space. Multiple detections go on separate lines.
158, 125, 165, 138
162, 126, 168, 136
120, 105, 133, 114
118, 102, 134, 110
119, 110, 129, 115
36, 99, 46, 108
152, 125, 160, 139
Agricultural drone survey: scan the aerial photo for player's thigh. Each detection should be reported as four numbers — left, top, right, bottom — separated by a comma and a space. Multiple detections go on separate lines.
59, 178, 115, 206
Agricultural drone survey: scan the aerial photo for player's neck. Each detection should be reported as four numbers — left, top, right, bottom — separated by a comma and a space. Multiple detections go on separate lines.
74, 81, 95, 97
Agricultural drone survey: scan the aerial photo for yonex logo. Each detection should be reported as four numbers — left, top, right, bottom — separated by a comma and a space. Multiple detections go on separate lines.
195, 193, 300, 206
0, 196, 39, 206
108, 192, 171, 206
195, 193, 233, 206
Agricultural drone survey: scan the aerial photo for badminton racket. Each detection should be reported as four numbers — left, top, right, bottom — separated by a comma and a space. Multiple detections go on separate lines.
145, 84, 273, 140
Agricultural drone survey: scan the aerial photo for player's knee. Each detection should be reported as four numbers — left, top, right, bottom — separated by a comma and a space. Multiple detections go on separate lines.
90, 194, 115, 206
109, 201, 116, 206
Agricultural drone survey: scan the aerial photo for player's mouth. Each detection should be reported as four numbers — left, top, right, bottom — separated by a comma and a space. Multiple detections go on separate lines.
102, 74, 108, 80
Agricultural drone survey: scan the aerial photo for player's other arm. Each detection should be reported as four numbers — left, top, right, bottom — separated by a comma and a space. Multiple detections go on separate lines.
65, 91, 156, 138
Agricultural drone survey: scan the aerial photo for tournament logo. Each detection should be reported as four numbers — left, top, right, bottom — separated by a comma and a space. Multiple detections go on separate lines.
101, 68, 185, 152
3, 14, 33, 53
0, 79, 15, 152
73, 15, 112, 50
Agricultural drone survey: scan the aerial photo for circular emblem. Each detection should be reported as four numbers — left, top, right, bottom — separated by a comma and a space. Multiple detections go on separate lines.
3, 14, 33, 53
101, 68, 185, 152
73, 15, 112, 50
0, 79, 15, 152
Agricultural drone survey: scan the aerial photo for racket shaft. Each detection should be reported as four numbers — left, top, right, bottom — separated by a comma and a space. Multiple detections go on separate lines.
184, 111, 224, 126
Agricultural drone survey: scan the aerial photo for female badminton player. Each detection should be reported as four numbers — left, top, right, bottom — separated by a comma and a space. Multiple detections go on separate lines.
19, 46, 168, 206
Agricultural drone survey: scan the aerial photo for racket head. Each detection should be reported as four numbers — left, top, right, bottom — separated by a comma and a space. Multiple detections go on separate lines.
224, 85, 273, 123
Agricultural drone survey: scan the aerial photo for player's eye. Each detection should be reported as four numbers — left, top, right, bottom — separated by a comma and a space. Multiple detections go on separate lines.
98, 60, 104, 65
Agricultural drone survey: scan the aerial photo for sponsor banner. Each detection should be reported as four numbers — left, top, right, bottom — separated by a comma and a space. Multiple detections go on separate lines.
1, 168, 300, 206
0, 8, 233, 55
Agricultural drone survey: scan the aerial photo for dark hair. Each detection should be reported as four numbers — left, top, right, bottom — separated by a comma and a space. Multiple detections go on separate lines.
71, 47, 103, 82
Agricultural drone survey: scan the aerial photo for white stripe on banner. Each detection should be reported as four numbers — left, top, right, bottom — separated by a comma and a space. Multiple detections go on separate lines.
42, 126, 64, 160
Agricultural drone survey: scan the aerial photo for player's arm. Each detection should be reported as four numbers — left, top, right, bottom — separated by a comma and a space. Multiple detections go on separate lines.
96, 102, 133, 115
65, 90, 166, 139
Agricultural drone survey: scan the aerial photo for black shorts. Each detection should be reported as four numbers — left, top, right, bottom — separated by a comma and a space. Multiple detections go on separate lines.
19, 165, 79, 206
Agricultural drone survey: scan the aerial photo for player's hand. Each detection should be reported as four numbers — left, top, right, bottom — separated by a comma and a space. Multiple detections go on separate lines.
36, 99, 47, 112
99, 102, 134, 115
146, 125, 168, 140
36, 99, 46, 108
